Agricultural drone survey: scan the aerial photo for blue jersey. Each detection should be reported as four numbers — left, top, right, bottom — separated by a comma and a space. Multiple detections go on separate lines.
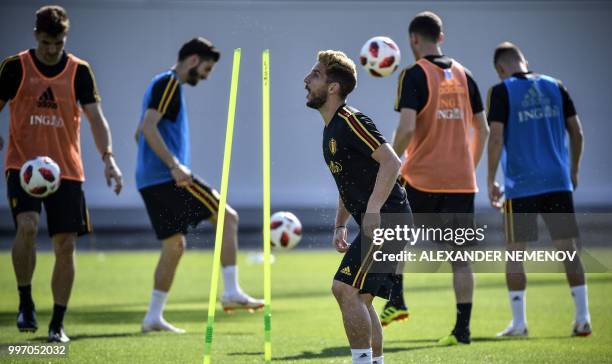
136, 70, 190, 189
502, 74, 572, 199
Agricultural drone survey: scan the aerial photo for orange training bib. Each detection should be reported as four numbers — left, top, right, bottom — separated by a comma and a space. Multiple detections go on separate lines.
401, 58, 477, 193
5, 51, 84, 181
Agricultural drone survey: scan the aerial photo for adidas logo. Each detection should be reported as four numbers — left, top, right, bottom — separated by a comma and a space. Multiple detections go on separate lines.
512, 296, 522, 302
517, 84, 560, 123
340, 266, 351, 276
37, 87, 57, 109
521, 84, 549, 108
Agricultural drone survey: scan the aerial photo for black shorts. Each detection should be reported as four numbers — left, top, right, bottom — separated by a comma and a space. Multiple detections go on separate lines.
334, 232, 396, 299
403, 181, 475, 244
504, 191, 579, 243
139, 176, 220, 240
334, 208, 412, 299
6, 169, 91, 237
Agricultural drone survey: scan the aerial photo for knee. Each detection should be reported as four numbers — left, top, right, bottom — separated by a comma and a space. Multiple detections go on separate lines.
225, 207, 239, 226
16, 216, 39, 241
164, 237, 186, 258
451, 260, 473, 273
53, 237, 76, 257
332, 280, 357, 303
553, 238, 577, 252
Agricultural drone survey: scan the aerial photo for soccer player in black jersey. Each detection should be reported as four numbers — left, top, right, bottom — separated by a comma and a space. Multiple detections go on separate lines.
304, 50, 411, 364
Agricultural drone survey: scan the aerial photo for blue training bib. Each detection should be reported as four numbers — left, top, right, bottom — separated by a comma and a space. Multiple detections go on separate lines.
135, 70, 190, 189
502, 74, 572, 199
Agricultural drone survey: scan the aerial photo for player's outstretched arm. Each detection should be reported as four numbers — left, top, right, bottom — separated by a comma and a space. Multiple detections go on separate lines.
391, 108, 417, 157
363, 144, 401, 238
565, 115, 584, 189
471, 111, 490, 167
83, 102, 123, 194
487, 122, 504, 208
140, 108, 192, 187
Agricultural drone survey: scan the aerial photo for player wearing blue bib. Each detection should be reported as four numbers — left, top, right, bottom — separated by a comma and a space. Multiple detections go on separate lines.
136, 69, 190, 190
135, 38, 263, 334
487, 42, 591, 338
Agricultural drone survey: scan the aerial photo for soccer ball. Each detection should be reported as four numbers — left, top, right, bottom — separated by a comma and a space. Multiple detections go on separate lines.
359, 36, 401, 77
270, 211, 302, 249
20, 156, 61, 198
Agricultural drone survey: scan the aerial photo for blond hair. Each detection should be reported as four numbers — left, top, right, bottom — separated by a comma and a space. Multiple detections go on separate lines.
317, 50, 357, 98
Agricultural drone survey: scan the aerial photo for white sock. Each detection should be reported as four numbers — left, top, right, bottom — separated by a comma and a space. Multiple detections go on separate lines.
571, 285, 590, 323
351, 348, 372, 364
222, 265, 240, 296
145, 289, 168, 322
509, 290, 526, 328
373, 355, 384, 364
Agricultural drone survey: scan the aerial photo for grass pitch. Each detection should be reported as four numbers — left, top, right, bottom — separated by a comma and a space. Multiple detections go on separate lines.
0, 250, 611, 363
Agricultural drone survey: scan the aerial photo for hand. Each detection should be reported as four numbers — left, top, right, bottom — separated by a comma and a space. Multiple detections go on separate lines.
571, 169, 579, 190
362, 211, 381, 241
488, 180, 504, 209
104, 156, 123, 195
333, 226, 349, 253
171, 163, 193, 187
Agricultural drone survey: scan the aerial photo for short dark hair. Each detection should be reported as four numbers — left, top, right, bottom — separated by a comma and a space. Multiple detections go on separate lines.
178, 37, 220, 62
35, 5, 70, 36
408, 11, 443, 42
317, 50, 357, 98
493, 42, 526, 65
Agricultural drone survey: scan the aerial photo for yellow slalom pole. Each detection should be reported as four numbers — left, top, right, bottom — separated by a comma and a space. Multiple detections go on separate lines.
203, 48, 241, 364
262, 49, 272, 363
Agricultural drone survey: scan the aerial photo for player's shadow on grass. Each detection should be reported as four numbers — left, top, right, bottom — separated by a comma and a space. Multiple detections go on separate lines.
386, 336, 573, 345
28, 331, 143, 342
0, 309, 206, 326
232, 345, 437, 360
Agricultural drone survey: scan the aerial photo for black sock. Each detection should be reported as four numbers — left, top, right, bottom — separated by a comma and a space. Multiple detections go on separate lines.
453, 303, 472, 337
388, 274, 406, 308
18, 285, 34, 310
50, 304, 67, 329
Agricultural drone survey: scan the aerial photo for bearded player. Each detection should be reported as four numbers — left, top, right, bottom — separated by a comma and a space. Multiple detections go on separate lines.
136, 37, 263, 333
305, 50, 411, 364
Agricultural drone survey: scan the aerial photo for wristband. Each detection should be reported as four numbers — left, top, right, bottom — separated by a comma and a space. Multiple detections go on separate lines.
102, 151, 113, 161
335, 225, 346, 230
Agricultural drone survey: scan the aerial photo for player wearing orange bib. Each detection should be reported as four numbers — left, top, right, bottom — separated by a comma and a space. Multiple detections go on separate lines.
387, 12, 489, 345
0, 6, 123, 342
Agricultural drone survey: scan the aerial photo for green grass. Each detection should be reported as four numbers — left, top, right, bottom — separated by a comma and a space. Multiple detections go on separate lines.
0, 250, 611, 363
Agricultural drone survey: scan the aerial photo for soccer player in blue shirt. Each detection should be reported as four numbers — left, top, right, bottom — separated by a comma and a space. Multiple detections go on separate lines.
135, 38, 262, 333
487, 42, 591, 337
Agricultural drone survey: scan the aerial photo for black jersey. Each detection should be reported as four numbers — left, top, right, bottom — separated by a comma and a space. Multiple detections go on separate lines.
323, 105, 408, 219
487, 71, 576, 125
394, 55, 483, 114
0, 49, 99, 105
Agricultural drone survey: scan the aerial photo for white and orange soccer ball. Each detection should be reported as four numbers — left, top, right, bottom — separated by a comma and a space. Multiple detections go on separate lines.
359, 36, 401, 77
270, 211, 302, 249
20, 156, 61, 198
